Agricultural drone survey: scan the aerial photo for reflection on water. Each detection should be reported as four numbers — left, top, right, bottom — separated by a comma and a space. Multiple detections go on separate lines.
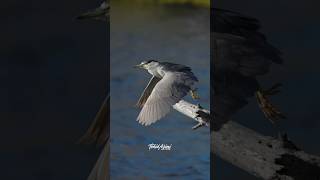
110, 1, 210, 179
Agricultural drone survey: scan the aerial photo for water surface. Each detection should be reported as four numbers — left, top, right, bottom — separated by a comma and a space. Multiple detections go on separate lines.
110, 2, 210, 179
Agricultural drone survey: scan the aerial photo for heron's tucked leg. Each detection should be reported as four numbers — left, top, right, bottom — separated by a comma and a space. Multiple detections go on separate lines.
255, 83, 286, 123
190, 88, 200, 100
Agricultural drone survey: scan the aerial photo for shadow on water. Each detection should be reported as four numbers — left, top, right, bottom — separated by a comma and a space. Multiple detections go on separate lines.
110, 1, 210, 179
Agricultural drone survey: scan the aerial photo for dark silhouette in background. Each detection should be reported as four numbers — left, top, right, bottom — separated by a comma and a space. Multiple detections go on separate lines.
214, 0, 320, 179
212, 8, 285, 131
0, 0, 107, 179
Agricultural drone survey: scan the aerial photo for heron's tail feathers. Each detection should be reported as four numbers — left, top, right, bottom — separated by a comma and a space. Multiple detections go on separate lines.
256, 83, 286, 123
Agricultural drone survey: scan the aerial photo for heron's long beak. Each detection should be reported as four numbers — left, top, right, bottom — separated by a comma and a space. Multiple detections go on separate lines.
134, 64, 143, 68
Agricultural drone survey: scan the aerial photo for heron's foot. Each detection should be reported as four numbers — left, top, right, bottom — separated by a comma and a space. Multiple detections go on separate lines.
256, 83, 286, 123
190, 89, 200, 100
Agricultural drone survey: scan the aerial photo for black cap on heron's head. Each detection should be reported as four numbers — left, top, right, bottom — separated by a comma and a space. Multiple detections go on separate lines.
135, 59, 158, 68
141, 59, 158, 65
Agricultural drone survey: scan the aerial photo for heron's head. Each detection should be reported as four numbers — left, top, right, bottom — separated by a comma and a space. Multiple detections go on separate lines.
134, 60, 159, 70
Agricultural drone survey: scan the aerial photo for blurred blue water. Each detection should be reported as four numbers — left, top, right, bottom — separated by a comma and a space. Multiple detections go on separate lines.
110, 3, 210, 179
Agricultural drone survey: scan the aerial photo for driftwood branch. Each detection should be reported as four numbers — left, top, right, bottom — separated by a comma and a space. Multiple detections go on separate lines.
173, 100, 210, 129
173, 100, 320, 180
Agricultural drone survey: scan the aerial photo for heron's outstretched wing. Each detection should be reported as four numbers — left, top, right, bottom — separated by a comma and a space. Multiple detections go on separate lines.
137, 72, 196, 126
136, 76, 161, 108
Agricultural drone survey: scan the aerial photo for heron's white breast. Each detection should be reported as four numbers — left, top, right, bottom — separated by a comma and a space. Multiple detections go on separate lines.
146, 68, 160, 78
146, 66, 165, 78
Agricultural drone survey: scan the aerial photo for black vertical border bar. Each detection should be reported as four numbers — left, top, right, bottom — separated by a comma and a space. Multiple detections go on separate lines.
106, 0, 110, 140
106, 0, 110, 178
210, 0, 215, 179
210, 0, 213, 179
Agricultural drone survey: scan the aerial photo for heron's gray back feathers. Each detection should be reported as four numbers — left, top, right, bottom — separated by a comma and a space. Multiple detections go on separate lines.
161, 62, 192, 72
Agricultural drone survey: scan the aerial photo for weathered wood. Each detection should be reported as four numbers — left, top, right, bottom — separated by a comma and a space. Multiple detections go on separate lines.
173, 100, 210, 129
213, 121, 320, 180
173, 100, 320, 180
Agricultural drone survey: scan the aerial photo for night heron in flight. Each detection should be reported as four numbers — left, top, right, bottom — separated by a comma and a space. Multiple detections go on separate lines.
135, 60, 199, 126
76, 4, 286, 180
77, 1, 286, 131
